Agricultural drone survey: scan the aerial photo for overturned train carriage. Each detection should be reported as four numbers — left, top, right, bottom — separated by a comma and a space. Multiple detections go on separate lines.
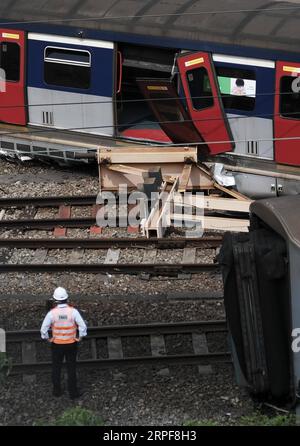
1, 1, 300, 196
219, 196, 300, 407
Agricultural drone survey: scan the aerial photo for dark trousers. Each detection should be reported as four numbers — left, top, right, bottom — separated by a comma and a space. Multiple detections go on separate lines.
51, 342, 78, 396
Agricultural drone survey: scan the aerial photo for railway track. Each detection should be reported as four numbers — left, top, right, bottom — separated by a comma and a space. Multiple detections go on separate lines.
0, 195, 98, 208
0, 238, 221, 275
0, 237, 222, 249
6, 320, 231, 374
0, 194, 223, 276
0, 194, 105, 235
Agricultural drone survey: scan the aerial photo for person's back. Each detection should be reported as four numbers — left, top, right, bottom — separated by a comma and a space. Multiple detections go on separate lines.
40, 287, 87, 399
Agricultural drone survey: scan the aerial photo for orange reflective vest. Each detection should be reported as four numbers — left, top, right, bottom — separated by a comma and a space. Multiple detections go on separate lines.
51, 306, 77, 344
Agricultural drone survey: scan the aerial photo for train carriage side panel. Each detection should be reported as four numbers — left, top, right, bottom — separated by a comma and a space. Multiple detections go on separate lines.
0, 28, 27, 126
212, 54, 276, 160
27, 33, 115, 136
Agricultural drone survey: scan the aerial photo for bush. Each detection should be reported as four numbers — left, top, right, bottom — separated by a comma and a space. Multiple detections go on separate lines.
35, 407, 104, 426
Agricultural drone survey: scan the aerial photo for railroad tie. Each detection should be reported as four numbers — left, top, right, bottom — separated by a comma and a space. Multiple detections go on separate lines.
31, 249, 48, 265
127, 203, 140, 234
54, 205, 71, 237
107, 337, 123, 360
68, 249, 84, 264
192, 333, 213, 375
150, 334, 169, 376
90, 205, 103, 235
90, 338, 98, 360
141, 249, 157, 280
104, 249, 120, 264
178, 247, 197, 280
21, 341, 37, 384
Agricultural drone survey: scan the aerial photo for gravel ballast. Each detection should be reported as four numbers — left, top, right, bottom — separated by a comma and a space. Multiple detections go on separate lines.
0, 157, 256, 426
0, 297, 255, 426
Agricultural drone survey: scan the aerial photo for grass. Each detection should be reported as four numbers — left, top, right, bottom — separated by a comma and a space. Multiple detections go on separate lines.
184, 413, 296, 426
36, 407, 104, 426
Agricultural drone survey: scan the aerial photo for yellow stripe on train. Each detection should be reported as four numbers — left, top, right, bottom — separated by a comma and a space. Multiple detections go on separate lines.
2, 33, 20, 40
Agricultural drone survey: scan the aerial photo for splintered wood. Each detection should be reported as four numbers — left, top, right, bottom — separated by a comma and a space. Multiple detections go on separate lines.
97, 145, 252, 238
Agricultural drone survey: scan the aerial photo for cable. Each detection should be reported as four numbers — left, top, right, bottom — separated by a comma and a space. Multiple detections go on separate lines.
0, 89, 292, 110
1, 5, 300, 27
2, 133, 300, 159
0, 103, 299, 141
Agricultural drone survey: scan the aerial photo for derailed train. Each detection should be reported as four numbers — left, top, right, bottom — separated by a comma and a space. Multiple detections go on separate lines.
1, 0, 300, 409
1, 1, 300, 198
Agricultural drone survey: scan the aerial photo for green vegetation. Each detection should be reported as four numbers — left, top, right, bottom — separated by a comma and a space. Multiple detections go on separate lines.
184, 419, 219, 426
239, 414, 295, 426
38, 407, 104, 427
0, 353, 12, 385
184, 413, 296, 426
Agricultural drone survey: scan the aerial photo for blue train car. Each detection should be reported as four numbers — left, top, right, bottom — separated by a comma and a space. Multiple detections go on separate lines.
1, 1, 300, 197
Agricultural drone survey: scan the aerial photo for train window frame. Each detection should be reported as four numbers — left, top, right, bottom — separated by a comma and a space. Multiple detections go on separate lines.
279, 76, 300, 120
215, 66, 256, 112
0, 41, 20, 83
186, 67, 214, 111
44, 46, 92, 90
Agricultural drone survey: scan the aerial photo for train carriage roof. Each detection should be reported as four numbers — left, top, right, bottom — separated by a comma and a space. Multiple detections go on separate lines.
1, 0, 300, 55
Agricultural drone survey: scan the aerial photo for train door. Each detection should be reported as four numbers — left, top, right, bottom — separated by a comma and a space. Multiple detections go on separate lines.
275, 61, 300, 166
176, 52, 234, 155
0, 29, 26, 125
136, 79, 206, 146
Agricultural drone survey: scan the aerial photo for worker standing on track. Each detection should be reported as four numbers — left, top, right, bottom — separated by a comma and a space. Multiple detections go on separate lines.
40, 287, 87, 399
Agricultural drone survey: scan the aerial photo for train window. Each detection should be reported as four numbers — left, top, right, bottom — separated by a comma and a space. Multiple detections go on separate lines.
280, 76, 300, 120
44, 47, 91, 90
0, 42, 20, 82
216, 67, 256, 111
45, 48, 90, 66
186, 67, 214, 110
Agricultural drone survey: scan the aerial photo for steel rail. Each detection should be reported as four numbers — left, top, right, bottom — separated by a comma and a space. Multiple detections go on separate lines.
0, 237, 222, 249
11, 352, 232, 373
0, 217, 97, 229
0, 195, 98, 208
6, 320, 227, 342
0, 262, 219, 274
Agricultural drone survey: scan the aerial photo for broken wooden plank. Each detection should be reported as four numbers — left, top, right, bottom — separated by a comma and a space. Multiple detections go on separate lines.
178, 164, 193, 192
108, 164, 147, 176
213, 182, 250, 201
99, 146, 198, 164
144, 179, 179, 238
172, 213, 249, 232
100, 163, 213, 192
0, 209, 5, 221
178, 194, 252, 213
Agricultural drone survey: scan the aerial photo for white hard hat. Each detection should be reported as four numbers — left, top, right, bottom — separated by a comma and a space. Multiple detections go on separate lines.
53, 287, 68, 301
